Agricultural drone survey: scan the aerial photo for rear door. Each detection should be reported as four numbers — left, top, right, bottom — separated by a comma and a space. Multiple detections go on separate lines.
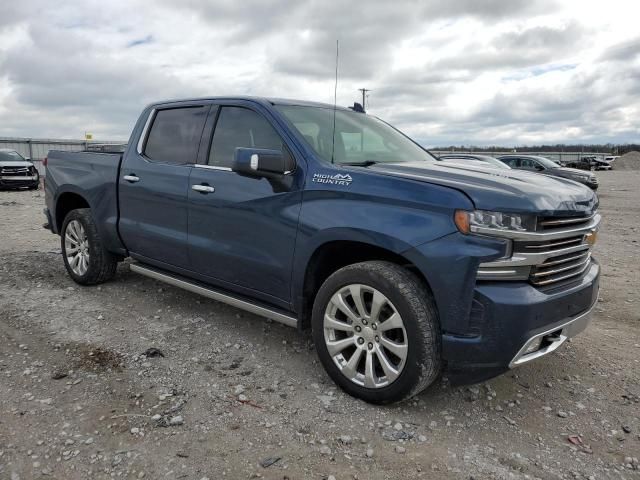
119, 104, 209, 268
187, 102, 304, 304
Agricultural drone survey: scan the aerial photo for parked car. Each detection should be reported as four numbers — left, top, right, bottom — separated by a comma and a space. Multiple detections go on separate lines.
593, 158, 612, 171
44, 97, 600, 404
563, 156, 594, 171
0, 148, 40, 190
438, 153, 511, 169
497, 155, 598, 190
563, 155, 611, 171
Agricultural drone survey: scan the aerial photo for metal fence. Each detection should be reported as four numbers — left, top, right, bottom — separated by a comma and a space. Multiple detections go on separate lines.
1, 136, 613, 174
0, 136, 125, 174
430, 150, 611, 165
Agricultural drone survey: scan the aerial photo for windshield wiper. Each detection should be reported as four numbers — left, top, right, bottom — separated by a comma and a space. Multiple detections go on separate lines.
341, 160, 378, 167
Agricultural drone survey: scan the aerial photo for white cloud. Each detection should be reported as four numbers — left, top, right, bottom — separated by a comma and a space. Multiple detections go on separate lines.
0, 0, 638, 145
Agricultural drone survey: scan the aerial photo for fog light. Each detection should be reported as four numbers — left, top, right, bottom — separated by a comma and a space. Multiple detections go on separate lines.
523, 337, 543, 355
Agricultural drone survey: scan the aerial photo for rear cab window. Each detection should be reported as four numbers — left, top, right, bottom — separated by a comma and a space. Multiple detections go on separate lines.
144, 106, 208, 164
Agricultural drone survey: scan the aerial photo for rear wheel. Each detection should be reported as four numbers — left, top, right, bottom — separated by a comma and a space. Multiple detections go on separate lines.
61, 208, 117, 285
312, 261, 441, 404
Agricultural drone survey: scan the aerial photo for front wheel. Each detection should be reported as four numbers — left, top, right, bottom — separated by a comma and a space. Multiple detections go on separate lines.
312, 261, 441, 404
61, 208, 117, 285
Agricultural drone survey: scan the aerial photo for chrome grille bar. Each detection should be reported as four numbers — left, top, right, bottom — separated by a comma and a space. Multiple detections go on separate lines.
522, 236, 584, 250
530, 260, 592, 286
531, 253, 591, 278
538, 213, 596, 229
537, 250, 590, 267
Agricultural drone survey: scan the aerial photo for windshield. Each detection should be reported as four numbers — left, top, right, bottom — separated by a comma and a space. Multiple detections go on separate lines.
275, 105, 435, 165
533, 156, 560, 169
0, 150, 25, 162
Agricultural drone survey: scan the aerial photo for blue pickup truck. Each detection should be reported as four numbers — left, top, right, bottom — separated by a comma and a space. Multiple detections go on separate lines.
44, 97, 600, 404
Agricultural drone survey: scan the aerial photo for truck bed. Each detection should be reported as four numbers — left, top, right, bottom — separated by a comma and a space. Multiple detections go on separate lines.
45, 150, 125, 254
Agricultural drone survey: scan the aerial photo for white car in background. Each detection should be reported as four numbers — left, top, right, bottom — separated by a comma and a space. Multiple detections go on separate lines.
0, 148, 40, 190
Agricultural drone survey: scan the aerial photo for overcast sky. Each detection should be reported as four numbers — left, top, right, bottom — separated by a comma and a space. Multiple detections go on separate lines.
0, 0, 638, 146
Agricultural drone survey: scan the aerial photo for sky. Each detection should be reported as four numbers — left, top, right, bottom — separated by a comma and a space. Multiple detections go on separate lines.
0, 0, 638, 147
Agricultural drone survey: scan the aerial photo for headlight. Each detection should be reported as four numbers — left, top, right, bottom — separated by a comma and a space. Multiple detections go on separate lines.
454, 209, 535, 236
572, 174, 589, 181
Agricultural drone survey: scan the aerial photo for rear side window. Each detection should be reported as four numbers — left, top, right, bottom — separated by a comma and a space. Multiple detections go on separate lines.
209, 107, 284, 168
144, 107, 208, 164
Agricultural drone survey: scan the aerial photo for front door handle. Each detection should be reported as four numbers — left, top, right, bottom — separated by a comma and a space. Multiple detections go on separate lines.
123, 174, 140, 183
192, 184, 215, 194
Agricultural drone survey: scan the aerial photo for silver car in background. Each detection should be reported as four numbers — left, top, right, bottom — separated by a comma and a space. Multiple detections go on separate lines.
0, 149, 40, 190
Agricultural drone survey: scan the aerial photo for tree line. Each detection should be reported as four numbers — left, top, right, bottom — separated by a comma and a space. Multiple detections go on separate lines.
434, 144, 640, 154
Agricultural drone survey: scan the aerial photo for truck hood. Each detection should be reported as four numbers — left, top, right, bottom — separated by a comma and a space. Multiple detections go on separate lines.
551, 167, 596, 178
0, 161, 34, 168
368, 161, 598, 215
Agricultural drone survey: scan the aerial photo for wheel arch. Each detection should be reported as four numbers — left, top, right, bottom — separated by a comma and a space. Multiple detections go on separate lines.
294, 233, 434, 329
55, 190, 91, 232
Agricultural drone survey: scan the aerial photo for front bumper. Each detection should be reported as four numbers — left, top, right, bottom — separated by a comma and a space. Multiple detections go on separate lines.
0, 175, 39, 188
444, 260, 599, 385
509, 298, 594, 367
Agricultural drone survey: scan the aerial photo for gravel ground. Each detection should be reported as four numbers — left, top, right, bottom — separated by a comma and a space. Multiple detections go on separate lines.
1, 171, 639, 480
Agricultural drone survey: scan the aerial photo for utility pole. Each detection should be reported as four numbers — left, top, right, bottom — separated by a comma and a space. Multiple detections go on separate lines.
358, 88, 370, 110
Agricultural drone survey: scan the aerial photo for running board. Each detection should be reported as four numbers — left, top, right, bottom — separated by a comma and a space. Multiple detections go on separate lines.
129, 263, 298, 328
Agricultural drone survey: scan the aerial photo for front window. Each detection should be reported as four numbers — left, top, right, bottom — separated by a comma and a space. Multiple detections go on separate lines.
275, 105, 435, 165
209, 106, 285, 168
0, 151, 25, 162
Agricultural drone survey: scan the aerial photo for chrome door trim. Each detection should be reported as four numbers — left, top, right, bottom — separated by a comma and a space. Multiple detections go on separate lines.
136, 109, 156, 155
194, 164, 232, 172
130, 263, 298, 328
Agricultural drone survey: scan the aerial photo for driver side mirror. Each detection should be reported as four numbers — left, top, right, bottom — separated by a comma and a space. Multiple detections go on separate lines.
535, 165, 544, 171
232, 148, 294, 178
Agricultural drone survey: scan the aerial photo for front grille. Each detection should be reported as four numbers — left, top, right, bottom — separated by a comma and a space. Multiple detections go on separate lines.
537, 213, 595, 231
477, 210, 599, 289
530, 250, 592, 287
0, 167, 31, 177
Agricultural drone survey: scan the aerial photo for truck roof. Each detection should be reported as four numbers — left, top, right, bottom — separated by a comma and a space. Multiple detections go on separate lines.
149, 96, 353, 111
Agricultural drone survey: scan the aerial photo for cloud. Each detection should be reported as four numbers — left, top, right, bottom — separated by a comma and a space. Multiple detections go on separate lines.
127, 35, 154, 48
0, 0, 638, 145
0, 23, 201, 138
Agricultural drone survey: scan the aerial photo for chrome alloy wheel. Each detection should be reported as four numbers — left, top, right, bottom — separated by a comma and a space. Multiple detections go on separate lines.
65, 220, 90, 276
323, 284, 408, 388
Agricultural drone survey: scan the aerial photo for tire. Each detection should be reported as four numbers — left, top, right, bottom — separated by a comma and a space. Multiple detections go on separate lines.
61, 208, 117, 285
311, 261, 441, 404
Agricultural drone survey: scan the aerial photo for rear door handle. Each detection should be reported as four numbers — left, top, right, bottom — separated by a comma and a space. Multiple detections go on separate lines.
192, 184, 215, 194
123, 174, 140, 183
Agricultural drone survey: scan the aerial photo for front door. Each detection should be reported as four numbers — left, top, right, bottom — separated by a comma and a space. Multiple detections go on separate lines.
119, 104, 209, 268
187, 104, 304, 303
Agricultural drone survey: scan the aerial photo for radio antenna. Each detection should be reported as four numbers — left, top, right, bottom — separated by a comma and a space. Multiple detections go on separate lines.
331, 39, 339, 164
